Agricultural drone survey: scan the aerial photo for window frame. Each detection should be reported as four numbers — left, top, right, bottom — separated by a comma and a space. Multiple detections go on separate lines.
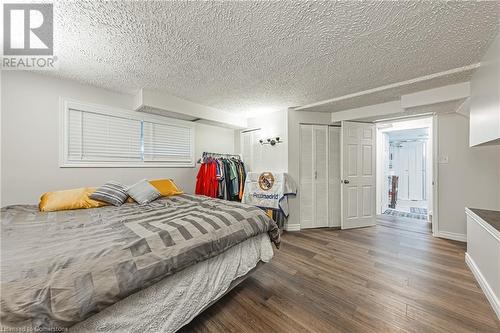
59, 98, 195, 168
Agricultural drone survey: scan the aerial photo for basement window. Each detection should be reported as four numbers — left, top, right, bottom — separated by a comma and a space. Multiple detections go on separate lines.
60, 99, 195, 167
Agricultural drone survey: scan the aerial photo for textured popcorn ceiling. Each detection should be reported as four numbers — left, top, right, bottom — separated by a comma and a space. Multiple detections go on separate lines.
47, 1, 500, 115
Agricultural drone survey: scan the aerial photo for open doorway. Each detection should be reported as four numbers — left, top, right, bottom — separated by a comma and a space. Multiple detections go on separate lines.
376, 117, 434, 227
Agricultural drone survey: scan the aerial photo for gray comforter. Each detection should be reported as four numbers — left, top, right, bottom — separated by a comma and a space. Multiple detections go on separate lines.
0, 194, 279, 331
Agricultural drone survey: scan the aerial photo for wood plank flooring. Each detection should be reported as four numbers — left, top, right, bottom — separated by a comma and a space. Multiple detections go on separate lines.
179, 217, 500, 333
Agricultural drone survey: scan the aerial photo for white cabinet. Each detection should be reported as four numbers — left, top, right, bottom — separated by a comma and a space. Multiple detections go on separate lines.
299, 125, 341, 229
470, 32, 500, 146
465, 208, 500, 319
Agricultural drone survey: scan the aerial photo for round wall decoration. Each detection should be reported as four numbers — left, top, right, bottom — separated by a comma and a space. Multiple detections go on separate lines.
258, 172, 275, 191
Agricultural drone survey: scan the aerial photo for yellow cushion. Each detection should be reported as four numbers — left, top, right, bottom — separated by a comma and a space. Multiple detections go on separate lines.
39, 187, 108, 212
149, 179, 183, 196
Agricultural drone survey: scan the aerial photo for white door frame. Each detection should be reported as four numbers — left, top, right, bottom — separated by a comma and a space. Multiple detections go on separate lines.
432, 115, 439, 236
328, 126, 342, 228
374, 116, 438, 232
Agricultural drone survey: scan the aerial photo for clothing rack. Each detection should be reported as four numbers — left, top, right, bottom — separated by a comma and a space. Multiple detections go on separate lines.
197, 152, 241, 163
196, 152, 246, 202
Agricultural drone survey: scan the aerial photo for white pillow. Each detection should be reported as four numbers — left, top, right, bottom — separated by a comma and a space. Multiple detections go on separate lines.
126, 179, 161, 205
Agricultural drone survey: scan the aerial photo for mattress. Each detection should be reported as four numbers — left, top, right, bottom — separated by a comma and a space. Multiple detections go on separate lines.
71, 233, 273, 333
1, 195, 279, 331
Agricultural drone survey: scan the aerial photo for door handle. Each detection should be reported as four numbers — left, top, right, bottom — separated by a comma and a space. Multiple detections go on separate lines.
342, 180, 350, 184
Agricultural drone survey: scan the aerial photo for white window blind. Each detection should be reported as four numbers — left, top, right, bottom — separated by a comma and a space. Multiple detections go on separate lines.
143, 121, 193, 163
68, 109, 142, 162
62, 101, 195, 167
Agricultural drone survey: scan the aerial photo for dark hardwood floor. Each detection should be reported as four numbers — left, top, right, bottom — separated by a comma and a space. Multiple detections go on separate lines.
180, 217, 500, 333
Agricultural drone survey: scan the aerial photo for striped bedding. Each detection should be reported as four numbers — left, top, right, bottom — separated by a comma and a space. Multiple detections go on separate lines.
0, 194, 279, 331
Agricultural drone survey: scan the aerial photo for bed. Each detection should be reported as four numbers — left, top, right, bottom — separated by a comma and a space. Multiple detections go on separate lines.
0, 194, 280, 332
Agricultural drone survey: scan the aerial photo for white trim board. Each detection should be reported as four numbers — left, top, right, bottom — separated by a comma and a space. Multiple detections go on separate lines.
433, 231, 466, 242
465, 252, 500, 320
466, 208, 500, 241
135, 88, 247, 129
331, 101, 402, 123
400, 82, 470, 109
432, 115, 439, 236
285, 224, 301, 232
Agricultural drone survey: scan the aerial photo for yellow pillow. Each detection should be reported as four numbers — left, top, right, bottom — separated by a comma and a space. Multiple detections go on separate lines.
149, 179, 183, 196
39, 187, 108, 212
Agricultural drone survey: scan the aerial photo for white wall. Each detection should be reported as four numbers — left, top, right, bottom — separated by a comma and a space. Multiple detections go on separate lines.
287, 107, 500, 236
497, 154, 500, 210
239, 108, 336, 230
240, 109, 288, 173
470, 31, 500, 146
239, 99, 500, 237
437, 113, 500, 237
1, 71, 234, 206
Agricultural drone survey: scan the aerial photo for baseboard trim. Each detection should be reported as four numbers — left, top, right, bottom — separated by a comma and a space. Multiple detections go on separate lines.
285, 223, 301, 232
434, 231, 467, 242
465, 252, 500, 320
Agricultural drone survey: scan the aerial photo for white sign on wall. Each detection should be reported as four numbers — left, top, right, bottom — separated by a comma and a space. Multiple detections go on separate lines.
242, 172, 297, 216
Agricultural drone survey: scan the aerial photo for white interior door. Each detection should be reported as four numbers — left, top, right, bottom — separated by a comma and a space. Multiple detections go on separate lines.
241, 131, 253, 171
381, 133, 390, 211
341, 121, 376, 229
240, 129, 261, 172
251, 130, 262, 172
398, 146, 410, 200
408, 141, 425, 200
392, 141, 425, 201
300, 124, 329, 229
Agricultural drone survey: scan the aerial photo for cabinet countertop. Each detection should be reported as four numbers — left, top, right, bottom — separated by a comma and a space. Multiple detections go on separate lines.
467, 208, 500, 234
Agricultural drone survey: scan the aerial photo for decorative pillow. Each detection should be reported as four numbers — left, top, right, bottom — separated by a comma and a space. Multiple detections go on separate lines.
39, 187, 108, 212
149, 179, 183, 196
90, 181, 129, 206
127, 179, 161, 205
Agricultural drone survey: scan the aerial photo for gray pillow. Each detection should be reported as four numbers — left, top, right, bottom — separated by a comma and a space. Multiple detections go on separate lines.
90, 181, 129, 206
126, 180, 161, 205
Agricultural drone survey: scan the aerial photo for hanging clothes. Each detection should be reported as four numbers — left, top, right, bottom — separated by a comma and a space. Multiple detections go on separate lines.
238, 161, 246, 200
216, 159, 225, 199
195, 158, 218, 197
229, 160, 239, 199
195, 153, 246, 202
195, 163, 206, 195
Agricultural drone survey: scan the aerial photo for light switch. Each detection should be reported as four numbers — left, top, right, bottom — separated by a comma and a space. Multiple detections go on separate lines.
438, 155, 449, 164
